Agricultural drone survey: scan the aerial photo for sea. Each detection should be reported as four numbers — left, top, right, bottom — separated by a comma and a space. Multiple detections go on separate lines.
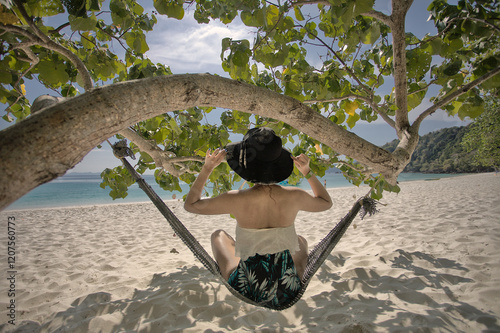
5, 172, 461, 211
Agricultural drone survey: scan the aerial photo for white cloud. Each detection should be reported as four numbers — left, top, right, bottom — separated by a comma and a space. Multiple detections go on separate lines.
146, 12, 255, 74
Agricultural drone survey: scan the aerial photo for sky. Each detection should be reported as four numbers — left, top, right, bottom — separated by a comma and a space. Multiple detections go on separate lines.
1, 0, 469, 173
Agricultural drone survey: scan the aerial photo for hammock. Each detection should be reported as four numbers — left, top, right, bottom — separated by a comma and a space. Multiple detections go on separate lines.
112, 141, 378, 311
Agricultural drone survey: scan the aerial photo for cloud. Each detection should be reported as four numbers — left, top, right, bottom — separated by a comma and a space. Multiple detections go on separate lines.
146, 12, 255, 74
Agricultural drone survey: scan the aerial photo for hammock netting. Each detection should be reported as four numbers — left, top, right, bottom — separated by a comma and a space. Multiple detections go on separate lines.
112, 141, 378, 311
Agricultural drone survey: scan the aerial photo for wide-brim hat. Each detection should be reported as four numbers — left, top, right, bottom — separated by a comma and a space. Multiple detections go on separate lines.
225, 127, 293, 184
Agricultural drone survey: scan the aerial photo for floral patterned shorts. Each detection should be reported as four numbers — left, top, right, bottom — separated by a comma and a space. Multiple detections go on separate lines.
227, 250, 302, 308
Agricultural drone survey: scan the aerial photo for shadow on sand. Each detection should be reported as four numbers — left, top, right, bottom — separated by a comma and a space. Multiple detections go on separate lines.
4, 249, 499, 332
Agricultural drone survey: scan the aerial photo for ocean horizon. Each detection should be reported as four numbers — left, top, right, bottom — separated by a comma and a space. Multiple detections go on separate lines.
5, 172, 463, 211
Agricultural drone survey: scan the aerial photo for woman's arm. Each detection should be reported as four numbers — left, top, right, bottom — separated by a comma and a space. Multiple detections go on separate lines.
291, 154, 333, 212
184, 148, 234, 215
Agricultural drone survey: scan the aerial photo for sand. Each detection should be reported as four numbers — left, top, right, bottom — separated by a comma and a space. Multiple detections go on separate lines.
0, 172, 499, 332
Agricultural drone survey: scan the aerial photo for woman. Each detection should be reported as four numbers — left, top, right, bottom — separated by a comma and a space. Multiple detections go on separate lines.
184, 127, 332, 307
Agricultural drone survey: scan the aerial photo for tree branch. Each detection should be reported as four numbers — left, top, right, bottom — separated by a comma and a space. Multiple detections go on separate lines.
304, 93, 396, 128
410, 16, 500, 50
412, 66, 500, 131
48, 22, 71, 34
390, 0, 414, 138
303, 25, 374, 98
39, 39, 94, 91
10, 0, 94, 91
0, 23, 37, 40
120, 128, 203, 177
467, 17, 500, 35
290, 0, 330, 6
408, 80, 436, 96
11, 0, 48, 41
13, 45, 38, 89
0, 74, 403, 210
303, 94, 371, 104
96, 25, 129, 53
364, 10, 392, 26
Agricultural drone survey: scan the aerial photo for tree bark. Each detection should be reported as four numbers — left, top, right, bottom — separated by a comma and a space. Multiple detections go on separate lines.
0, 73, 404, 210
390, 0, 414, 138
119, 127, 203, 177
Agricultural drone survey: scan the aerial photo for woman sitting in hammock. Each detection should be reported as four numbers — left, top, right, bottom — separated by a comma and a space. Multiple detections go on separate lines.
184, 127, 332, 307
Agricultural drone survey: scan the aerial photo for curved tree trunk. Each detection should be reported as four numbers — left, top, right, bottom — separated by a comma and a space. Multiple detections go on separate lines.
0, 74, 408, 210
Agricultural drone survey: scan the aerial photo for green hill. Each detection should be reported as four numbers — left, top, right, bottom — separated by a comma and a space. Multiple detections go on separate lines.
381, 126, 494, 173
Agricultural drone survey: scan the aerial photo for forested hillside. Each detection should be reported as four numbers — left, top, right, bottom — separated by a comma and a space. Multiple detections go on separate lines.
382, 126, 494, 173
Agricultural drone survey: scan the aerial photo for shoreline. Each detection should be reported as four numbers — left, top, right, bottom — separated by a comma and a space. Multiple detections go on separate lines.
3, 172, 483, 212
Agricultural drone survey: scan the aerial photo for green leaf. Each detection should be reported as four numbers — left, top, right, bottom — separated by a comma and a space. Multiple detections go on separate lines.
25, 0, 65, 17
443, 60, 462, 76
294, 7, 305, 21
0, 6, 20, 24
346, 112, 360, 129
131, 2, 144, 15
458, 95, 484, 119
0, 69, 12, 84
407, 49, 432, 80
125, 31, 149, 54
423, 37, 443, 55
2, 114, 14, 122
241, 9, 264, 27
145, 116, 163, 131
265, 5, 279, 28
449, 100, 462, 116
61, 84, 78, 97
69, 13, 97, 31
37, 59, 69, 86
80, 31, 95, 49
109, 0, 128, 18
221, 37, 231, 59
362, 23, 380, 45
341, 2, 355, 31
154, 0, 184, 20
480, 73, 500, 90
87, 0, 101, 11
168, 117, 182, 135
232, 50, 249, 67
305, 21, 317, 39
354, 0, 374, 16
343, 100, 359, 116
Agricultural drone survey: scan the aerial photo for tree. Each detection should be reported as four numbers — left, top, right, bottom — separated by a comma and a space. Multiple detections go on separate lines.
0, 0, 499, 210
461, 96, 500, 169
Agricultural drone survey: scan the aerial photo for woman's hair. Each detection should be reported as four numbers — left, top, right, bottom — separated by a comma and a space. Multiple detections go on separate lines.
254, 183, 277, 204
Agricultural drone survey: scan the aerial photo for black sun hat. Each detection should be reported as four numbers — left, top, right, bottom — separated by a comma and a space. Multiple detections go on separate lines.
225, 127, 294, 184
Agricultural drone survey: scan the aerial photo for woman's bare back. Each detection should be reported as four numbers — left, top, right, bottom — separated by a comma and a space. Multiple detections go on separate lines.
229, 185, 301, 229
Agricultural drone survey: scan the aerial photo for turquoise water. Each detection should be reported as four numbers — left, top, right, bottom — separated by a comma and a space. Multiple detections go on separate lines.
5, 172, 460, 210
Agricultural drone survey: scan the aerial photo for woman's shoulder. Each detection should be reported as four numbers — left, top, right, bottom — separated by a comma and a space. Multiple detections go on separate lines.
278, 185, 308, 195
226, 185, 307, 198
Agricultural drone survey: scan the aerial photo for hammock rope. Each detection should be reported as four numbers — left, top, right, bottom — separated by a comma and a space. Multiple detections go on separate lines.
112, 141, 378, 311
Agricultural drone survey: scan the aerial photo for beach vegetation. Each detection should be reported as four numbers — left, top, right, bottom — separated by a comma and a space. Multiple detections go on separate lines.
0, 0, 499, 208
461, 96, 500, 171
382, 125, 493, 173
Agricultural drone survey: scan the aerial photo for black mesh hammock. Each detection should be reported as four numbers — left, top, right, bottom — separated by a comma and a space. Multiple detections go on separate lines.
112, 141, 378, 311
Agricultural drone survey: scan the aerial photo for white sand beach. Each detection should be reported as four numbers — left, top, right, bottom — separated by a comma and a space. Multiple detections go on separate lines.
1, 172, 499, 332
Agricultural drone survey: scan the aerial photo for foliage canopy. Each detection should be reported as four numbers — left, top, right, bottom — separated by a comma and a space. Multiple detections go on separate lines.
1, 0, 499, 202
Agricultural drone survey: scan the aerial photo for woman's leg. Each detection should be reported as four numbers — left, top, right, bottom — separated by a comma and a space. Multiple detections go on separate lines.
292, 235, 308, 280
211, 230, 240, 280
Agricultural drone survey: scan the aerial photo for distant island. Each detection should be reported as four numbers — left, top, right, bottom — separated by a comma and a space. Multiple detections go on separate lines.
381, 126, 494, 174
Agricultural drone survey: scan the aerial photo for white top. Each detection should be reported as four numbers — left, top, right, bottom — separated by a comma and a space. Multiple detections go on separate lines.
234, 224, 300, 261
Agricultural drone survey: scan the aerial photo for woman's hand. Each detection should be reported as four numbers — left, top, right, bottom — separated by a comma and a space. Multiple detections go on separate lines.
292, 153, 311, 176
185, 148, 228, 214
204, 148, 227, 171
